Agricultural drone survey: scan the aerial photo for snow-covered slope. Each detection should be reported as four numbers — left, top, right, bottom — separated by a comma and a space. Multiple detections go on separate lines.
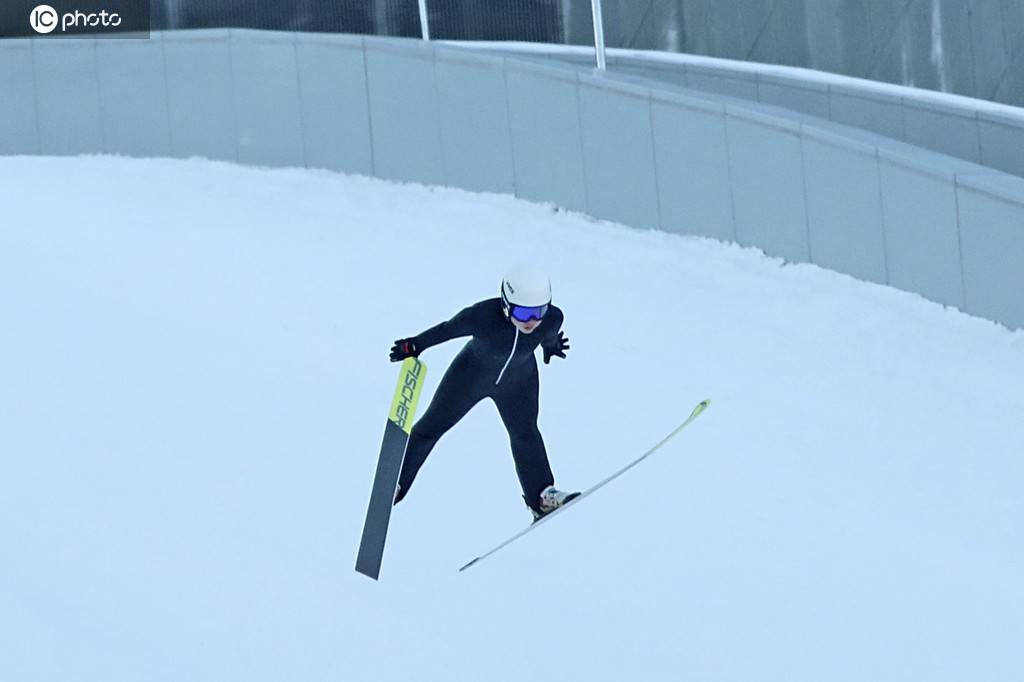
2, 156, 1021, 681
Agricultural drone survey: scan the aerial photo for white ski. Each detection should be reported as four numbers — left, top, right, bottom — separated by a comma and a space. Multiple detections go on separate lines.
459, 399, 711, 572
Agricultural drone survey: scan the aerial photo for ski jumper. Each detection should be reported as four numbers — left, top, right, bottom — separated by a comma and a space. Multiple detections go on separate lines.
395, 298, 565, 509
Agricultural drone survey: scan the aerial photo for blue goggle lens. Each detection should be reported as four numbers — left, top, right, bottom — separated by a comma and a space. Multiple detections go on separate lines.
510, 304, 549, 322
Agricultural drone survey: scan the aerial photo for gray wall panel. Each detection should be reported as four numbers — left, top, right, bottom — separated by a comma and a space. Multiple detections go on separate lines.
757, 76, 831, 119
978, 113, 1024, 179
95, 37, 171, 158
829, 88, 905, 141
364, 40, 444, 185
957, 175, 1024, 329
33, 39, 103, 156
506, 45, 1024, 180
650, 94, 734, 241
878, 155, 964, 309
616, 60, 689, 90
903, 101, 981, 164
802, 130, 887, 284
435, 53, 515, 194
725, 110, 809, 262
229, 31, 305, 168
578, 80, 659, 230
163, 31, 237, 162
686, 66, 759, 101
0, 41, 38, 155
505, 64, 586, 212
294, 36, 372, 175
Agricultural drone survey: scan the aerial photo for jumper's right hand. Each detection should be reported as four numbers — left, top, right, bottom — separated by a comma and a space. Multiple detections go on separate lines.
542, 331, 569, 364
389, 337, 421, 362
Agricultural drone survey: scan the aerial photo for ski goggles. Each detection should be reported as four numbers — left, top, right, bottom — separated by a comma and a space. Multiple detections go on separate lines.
509, 303, 549, 322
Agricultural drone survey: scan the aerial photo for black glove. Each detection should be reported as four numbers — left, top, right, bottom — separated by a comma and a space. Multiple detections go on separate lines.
390, 337, 421, 362
542, 331, 569, 364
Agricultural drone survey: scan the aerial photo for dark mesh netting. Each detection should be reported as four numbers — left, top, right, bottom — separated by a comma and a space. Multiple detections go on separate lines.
150, 0, 570, 43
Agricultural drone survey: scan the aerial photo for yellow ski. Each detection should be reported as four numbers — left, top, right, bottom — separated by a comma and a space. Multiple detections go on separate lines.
356, 358, 428, 580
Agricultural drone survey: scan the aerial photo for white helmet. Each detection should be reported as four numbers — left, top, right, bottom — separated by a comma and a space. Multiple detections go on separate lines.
501, 265, 551, 321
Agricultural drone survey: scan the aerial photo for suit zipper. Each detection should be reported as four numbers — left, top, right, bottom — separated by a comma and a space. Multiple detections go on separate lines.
495, 328, 519, 385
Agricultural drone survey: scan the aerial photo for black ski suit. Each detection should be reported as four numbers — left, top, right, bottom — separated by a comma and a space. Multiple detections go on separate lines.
395, 298, 565, 510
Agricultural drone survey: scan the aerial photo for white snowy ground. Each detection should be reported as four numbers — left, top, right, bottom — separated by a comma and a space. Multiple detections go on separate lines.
1, 155, 1022, 682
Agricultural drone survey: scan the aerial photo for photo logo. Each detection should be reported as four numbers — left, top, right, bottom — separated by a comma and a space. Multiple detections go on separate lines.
30, 5, 59, 33
29, 4, 124, 34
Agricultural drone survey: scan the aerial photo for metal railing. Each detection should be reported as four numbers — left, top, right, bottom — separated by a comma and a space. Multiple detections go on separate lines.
588, 0, 606, 70
415, 0, 607, 69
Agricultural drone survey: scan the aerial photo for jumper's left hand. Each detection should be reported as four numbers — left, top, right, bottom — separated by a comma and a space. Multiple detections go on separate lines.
390, 337, 421, 362
542, 331, 569, 364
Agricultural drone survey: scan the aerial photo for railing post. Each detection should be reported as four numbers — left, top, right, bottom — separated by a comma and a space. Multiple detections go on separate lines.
590, 0, 607, 70
418, 0, 430, 41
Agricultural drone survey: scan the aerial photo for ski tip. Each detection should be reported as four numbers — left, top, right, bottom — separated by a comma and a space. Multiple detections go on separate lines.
458, 558, 480, 572
692, 399, 711, 416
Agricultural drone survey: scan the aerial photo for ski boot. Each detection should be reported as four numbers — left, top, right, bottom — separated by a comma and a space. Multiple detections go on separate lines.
528, 485, 581, 522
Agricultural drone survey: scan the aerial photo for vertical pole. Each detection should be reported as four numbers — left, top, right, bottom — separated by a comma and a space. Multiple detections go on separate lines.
590, 0, 607, 70
418, 0, 430, 41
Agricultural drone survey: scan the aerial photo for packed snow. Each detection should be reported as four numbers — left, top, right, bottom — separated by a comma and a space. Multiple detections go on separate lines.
1, 155, 1022, 681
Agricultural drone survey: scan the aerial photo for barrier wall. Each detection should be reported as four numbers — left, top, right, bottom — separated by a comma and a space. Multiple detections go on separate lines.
1, 29, 1022, 330
469, 44, 1024, 179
